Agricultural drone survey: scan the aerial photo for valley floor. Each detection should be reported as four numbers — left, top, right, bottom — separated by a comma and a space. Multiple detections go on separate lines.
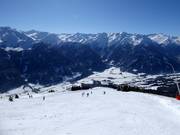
0, 87, 180, 135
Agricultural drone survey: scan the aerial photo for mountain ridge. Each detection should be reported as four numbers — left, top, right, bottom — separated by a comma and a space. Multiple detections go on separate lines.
1, 27, 180, 49
1, 27, 180, 91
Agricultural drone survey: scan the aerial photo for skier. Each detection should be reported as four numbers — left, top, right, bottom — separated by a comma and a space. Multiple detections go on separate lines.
87, 93, 89, 97
15, 94, 19, 99
28, 94, 32, 98
43, 96, 45, 101
103, 91, 106, 95
82, 92, 85, 97
91, 91, 93, 94
9, 96, 13, 102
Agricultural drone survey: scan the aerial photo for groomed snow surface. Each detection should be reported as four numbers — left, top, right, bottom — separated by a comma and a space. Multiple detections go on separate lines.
0, 87, 180, 135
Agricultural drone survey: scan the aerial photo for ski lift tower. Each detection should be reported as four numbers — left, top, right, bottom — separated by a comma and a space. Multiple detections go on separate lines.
166, 63, 180, 100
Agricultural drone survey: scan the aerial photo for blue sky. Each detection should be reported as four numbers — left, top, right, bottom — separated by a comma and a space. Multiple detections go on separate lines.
0, 0, 180, 35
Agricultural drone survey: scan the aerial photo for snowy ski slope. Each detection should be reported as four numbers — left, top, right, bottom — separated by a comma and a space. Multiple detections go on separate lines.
0, 87, 180, 135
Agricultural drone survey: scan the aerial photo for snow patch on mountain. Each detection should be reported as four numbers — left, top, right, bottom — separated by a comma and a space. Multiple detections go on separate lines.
25, 30, 50, 41
108, 33, 122, 43
130, 35, 143, 45
173, 36, 180, 44
106, 33, 143, 46
148, 34, 170, 45
26, 32, 38, 40
148, 34, 180, 45
4, 47, 24, 52
58, 33, 103, 44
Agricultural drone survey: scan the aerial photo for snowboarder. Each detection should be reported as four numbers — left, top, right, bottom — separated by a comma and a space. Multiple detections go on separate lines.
87, 93, 89, 97
43, 96, 45, 101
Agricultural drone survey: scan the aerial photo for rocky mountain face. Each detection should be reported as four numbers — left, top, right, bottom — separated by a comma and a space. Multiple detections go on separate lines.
1, 27, 180, 91
0, 42, 105, 92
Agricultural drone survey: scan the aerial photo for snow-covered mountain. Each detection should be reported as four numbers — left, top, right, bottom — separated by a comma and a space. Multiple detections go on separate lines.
1, 27, 180, 48
25, 30, 180, 46
1, 26, 180, 91
0, 27, 34, 49
25, 31, 109, 46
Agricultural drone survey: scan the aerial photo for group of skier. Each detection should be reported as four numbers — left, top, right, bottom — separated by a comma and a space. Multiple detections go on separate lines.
7, 90, 106, 102
8, 93, 46, 102
81, 91, 106, 97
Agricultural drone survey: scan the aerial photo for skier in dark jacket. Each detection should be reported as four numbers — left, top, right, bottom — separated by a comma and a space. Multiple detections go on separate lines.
9, 96, 13, 102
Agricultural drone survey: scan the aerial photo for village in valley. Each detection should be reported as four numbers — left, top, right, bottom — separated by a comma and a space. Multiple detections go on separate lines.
2, 67, 180, 102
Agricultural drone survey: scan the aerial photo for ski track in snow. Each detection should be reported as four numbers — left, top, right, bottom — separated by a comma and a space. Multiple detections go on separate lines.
0, 87, 180, 135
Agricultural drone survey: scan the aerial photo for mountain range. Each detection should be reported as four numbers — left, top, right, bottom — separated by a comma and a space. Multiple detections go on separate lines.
1, 26, 180, 91
1, 26, 180, 48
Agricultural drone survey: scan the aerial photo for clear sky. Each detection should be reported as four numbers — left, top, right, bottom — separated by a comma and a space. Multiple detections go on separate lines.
0, 0, 180, 35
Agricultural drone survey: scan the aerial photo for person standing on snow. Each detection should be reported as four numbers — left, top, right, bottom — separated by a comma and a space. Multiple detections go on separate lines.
82, 92, 85, 97
43, 96, 45, 101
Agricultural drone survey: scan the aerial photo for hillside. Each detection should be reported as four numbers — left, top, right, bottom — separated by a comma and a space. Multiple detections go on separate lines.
0, 87, 180, 135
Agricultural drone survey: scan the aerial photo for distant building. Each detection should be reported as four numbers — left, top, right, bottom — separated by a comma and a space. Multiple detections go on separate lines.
92, 80, 101, 86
